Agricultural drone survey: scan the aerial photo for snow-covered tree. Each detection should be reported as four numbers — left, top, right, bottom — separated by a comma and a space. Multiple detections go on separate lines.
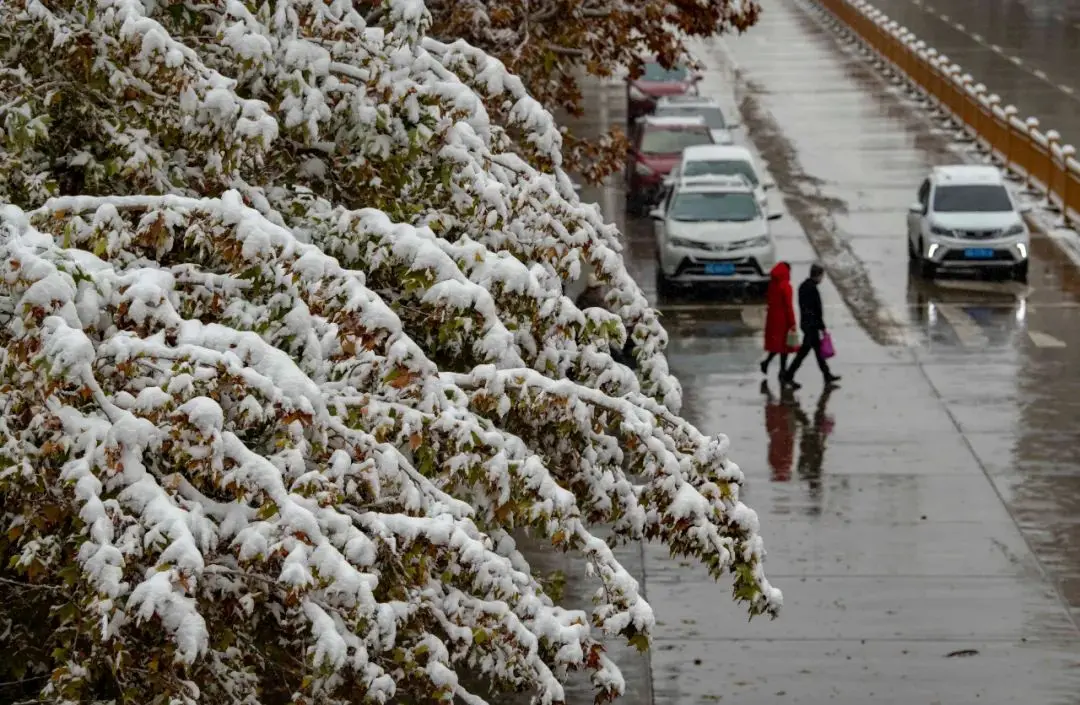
0, 0, 781, 703
403, 0, 762, 181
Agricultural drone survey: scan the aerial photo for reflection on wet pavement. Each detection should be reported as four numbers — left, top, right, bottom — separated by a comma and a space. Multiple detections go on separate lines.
537, 0, 1080, 702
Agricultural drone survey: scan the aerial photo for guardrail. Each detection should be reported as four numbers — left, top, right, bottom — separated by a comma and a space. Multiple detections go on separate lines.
810, 0, 1080, 226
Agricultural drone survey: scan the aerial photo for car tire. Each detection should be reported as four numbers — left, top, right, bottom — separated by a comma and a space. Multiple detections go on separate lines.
1012, 261, 1029, 283
907, 236, 917, 263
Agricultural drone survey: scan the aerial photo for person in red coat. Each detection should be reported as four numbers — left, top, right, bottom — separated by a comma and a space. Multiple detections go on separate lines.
760, 261, 799, 377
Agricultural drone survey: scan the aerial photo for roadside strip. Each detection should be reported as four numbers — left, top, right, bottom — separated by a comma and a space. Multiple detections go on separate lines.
799, 0, 1080, 274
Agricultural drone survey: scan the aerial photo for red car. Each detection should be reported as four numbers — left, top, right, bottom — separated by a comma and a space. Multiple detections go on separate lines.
625, 116, 714, 213
626, 58, 701, 123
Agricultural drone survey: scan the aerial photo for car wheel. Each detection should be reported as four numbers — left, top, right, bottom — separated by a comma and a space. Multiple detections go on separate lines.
625, 192, 642, 217
907, 236, 917, 263
1012, 261, 1029, 283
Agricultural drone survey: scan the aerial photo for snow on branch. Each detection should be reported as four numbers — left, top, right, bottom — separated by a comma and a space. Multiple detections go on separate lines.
0, 0, 780, 702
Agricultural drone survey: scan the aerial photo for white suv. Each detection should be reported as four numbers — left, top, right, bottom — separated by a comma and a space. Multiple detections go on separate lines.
663, 144, 775, 215
653, 95, 737, 145
907, 165, 1031, 282
650, 174, 781, 295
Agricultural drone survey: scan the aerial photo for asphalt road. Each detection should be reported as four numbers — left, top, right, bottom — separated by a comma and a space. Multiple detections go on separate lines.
546, 0, 1080, 702
868, 0, 1080, 149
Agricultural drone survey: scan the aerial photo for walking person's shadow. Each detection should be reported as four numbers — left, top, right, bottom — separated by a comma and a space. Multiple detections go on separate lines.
761, 380, 798, 483
791, 386, 836, 515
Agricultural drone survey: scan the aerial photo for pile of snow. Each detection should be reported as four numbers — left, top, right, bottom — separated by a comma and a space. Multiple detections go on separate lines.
0, 0, 780, 703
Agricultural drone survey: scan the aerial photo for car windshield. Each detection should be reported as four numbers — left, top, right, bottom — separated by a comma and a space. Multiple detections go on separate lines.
669, 191, 760, 222
641, 62, 688, 82
655, 106, 726, 129
682, 158, 759, 185
640, 128, 712, 155
932, 184, 1013, 212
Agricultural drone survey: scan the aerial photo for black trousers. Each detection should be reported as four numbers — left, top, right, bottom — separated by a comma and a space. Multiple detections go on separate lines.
787, 328, 831, 379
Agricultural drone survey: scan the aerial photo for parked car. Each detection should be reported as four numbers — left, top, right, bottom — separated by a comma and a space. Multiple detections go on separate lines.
654, 95, 738, 145
663, 144, 775, 214
650, 174, 782, 296
906, 165, 1031, 282
626, 116, 714, 214
626, 58, 701, 123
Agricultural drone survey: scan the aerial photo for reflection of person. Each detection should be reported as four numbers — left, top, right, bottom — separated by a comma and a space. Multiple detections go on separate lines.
792, 386, 836, 510
761, 381, 797, 482
782, 263, 841, 388
760, 262, 799, 378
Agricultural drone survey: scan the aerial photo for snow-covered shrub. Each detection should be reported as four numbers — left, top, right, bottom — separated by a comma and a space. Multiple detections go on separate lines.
0, 0, 781, 703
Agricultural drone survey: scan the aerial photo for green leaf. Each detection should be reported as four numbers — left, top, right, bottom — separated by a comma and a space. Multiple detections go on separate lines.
628, 633, 650, 652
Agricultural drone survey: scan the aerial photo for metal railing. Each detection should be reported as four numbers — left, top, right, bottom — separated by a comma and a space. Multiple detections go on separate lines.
811, 0, 1080, 225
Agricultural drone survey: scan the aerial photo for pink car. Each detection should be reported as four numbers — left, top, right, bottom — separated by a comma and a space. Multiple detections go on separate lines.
625, 116, 714, 214
626, 58, 701, 123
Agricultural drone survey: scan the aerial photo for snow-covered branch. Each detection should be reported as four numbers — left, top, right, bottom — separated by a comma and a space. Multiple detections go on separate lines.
0, 0, 779, 702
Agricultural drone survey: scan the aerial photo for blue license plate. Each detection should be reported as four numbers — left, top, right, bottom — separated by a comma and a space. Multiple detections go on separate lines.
963, 248, 995, 259
705, 263, 736, 275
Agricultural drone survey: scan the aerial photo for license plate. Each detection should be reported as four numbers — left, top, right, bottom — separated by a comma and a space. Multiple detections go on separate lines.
705, 263, 736, 275
963, 248, 995, 259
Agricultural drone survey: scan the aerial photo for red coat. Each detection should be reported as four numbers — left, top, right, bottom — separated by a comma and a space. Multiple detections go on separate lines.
763, 262, 798, 353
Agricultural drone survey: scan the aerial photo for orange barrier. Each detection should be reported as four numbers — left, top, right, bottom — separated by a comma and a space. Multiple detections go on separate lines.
810, 0, 1080, 225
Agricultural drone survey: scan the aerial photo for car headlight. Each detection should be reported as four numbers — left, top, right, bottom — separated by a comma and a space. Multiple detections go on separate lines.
628, 85, 647, 100
669, 237, 702, 249
929, 225, 953, 237
739, 235, 771, 249
635, 162, 654, 176
1004, 223, 1025, 236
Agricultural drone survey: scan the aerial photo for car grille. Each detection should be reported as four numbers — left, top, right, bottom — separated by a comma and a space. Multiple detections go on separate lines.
956, 229, 1001, 240
677, 237, 765, 253
676, 257, 764, 276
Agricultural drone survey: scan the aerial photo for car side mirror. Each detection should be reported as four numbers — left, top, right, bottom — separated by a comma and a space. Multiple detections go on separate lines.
727, 121, 741, 129
763, 181, 776, 190
1018, 203, 1033, 214
768, 212, 783, 221
909, 202, 923, 213
692, 73, 703, 83
649, 208, 664, 220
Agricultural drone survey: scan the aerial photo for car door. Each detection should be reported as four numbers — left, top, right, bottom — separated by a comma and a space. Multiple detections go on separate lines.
909, 178, 930, 247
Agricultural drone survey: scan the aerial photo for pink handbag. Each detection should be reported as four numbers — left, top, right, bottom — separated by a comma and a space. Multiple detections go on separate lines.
819, 331, 835, 359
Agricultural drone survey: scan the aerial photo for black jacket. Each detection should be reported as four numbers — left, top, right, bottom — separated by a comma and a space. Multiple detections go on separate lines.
797, 278, 824, 332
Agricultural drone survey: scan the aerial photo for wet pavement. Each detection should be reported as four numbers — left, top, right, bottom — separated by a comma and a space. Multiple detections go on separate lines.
862, 0, 1080, 149
539, 0, 1080, 702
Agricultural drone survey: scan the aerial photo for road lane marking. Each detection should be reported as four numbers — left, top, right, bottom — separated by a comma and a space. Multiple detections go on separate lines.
1028, 330, 1066, 348
906, 2, 1080, 103
935, 304, 989, 347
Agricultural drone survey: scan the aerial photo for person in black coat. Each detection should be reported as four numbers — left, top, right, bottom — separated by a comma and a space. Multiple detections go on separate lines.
781, 263, 841, 388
